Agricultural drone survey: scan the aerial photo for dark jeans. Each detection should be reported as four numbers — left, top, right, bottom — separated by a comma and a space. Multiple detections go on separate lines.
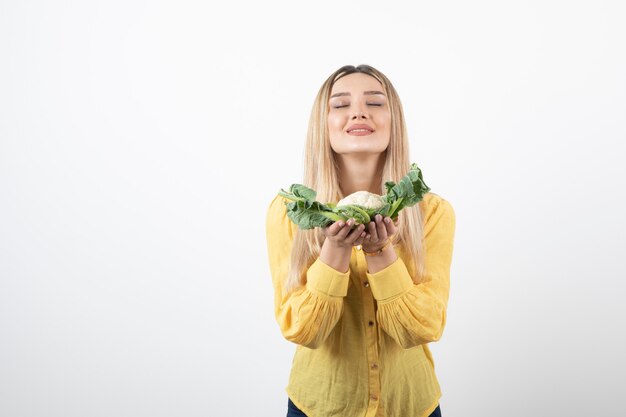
287, 397, 442, 417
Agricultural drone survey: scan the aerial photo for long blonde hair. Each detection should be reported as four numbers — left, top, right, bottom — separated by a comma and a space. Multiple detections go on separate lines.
284, 65, 426, 294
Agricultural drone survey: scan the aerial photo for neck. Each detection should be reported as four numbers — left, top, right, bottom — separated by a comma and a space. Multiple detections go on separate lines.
336, 154, 386, 196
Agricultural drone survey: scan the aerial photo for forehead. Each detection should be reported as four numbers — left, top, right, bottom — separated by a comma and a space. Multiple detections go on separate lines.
330, 73, 384, 95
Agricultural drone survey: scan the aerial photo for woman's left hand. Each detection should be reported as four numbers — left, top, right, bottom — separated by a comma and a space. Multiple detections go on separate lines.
361, 214, 398, 253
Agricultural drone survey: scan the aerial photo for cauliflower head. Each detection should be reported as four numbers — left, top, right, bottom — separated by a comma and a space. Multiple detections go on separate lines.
337, 191, 386, 209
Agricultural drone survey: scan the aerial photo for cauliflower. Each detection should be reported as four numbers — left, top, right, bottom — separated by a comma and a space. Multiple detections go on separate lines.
278, 163, 430, 229
331, 191, 387, 225
337, 191, 386, 210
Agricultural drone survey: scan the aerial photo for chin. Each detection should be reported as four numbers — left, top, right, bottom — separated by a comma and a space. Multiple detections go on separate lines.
335, 148, 388, 156
330, 138, 389, 155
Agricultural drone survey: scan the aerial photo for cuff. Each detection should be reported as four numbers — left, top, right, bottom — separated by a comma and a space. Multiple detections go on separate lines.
366, 258, 414, 302
306, 258, 350, 297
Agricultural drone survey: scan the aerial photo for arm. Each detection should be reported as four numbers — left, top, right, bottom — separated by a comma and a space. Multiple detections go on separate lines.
365, 195, 456, 349
266, 195, 357, 349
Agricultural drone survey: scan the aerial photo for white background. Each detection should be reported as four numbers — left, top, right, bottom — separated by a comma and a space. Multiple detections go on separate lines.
1, 1, 625, 416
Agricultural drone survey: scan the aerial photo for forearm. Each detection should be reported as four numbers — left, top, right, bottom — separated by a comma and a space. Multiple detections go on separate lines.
364, 243, 397, 273
319, 238, 353, 273
276, 285, 346, 348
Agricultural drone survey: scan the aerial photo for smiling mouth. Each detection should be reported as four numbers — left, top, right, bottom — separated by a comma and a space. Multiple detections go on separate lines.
347, 129, 374, 136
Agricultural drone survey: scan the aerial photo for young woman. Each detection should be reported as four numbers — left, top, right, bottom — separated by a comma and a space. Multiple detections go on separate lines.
266, 65, 456, 417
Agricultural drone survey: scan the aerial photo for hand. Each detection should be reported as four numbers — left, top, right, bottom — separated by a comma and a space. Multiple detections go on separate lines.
322, 218, 366, 249
361, 214, 398, 253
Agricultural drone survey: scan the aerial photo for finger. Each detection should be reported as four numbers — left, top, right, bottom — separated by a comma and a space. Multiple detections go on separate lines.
353, 233, 365, 247
384, 216, 398, 236
325, 220, 346, 237
346, 224, 366, 244
367, 220, 378, 243
385, 217, 398, 233
335, 219, 355, 240
375, 214, 388, 241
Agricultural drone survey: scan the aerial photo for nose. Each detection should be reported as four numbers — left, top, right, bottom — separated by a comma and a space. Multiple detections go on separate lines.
351, 111, 368, 119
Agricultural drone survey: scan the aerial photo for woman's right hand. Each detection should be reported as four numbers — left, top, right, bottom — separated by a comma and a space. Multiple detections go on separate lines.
319, 219, 365, 272
322, 218, 366, 249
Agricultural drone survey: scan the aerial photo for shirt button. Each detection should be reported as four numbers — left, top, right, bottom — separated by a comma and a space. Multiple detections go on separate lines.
371, 363, 378, 369
356, 245, 362, 251
364, 281, 369, 287
368, 321, 374, 327
370, 394, 378, 401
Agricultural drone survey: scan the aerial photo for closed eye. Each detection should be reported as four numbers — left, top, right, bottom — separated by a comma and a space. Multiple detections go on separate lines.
367, 103, 383, 106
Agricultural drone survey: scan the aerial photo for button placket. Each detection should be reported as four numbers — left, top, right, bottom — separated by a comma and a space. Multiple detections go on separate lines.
355, 247, 381, 416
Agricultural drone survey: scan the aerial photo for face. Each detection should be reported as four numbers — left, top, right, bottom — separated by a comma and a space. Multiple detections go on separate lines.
327, 73, 391, 157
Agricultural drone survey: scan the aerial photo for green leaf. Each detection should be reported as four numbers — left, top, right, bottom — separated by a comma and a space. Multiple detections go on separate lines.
335, 205, 371, 224
278, 185, 342, 229
285, 200, 339, 229
380, 163, 430, 218
290, 184, 317, 201
277, 163, 430, 230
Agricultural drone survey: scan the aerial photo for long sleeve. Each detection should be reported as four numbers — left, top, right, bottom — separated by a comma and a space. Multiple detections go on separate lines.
265, 195, 350, 349
366, 195, 456, 349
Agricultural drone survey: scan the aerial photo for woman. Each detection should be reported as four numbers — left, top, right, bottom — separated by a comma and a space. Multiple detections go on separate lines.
266, 65, 456, 417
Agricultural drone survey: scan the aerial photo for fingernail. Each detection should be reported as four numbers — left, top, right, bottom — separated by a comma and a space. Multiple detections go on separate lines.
338, 222, 344, 227
385, 217, 391, 224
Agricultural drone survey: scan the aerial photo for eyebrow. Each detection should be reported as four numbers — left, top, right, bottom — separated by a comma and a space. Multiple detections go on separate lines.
330, 90, 386, 98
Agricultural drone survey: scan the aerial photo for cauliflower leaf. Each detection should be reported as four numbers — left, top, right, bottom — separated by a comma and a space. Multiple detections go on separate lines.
278, 163, 430, 230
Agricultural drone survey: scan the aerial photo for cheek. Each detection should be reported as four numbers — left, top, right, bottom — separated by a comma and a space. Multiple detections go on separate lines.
381, 111, 392, 128
327, 113, 345, 136
378, 113, 392, 139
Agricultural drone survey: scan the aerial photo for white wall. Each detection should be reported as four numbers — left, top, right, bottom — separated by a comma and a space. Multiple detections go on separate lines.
1, 1, 625, 416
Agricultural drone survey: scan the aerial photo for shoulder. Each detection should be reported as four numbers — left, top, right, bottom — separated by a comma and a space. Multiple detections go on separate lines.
267, 194, 287, 215
420, 192, 455, 229
266, 194, 289, 225
266, 194, 297, 238
421, 192, 453, 213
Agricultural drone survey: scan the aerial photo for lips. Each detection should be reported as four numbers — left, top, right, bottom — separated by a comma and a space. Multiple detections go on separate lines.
347, 124, 374, 135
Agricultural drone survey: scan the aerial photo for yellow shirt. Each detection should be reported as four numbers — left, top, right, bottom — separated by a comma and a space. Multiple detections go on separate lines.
266, 192, 456, 417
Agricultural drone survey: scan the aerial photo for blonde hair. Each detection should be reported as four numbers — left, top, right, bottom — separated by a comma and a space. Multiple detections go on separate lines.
284, 65, 426, 294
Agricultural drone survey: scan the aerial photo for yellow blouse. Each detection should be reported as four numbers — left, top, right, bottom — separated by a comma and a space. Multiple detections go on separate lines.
266, 192, 456, 417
